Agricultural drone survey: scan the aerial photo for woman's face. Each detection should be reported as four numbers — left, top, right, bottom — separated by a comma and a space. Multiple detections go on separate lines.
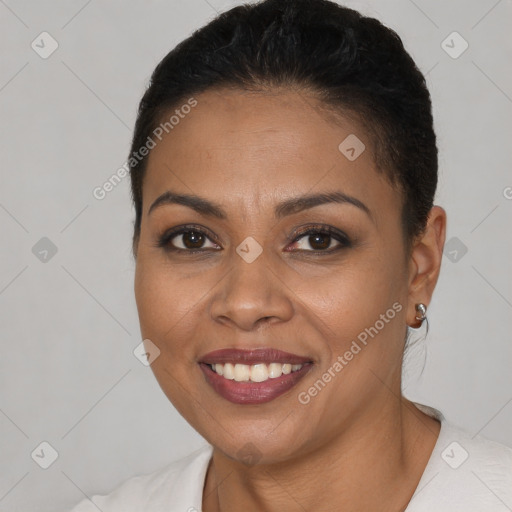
134, 88, 416, 463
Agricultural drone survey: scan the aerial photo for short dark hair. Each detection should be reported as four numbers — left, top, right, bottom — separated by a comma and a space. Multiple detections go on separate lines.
128, 0, 437, 256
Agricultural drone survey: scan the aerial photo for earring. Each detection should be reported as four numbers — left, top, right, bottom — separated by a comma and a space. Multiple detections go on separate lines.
415, 303, 427, 322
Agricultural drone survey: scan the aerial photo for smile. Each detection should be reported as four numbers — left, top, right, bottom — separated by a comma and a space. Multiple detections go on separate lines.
209, 362, 304, 382
198, 348, 313, 405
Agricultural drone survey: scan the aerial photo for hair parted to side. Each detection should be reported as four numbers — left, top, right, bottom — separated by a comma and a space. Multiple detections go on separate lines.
128, 0, 438, 258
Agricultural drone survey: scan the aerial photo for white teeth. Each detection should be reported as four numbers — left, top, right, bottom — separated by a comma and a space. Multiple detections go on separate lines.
250, 363, 268, 382
223, 363, 235, 380
234, 363, 250, 382
210, 362, 304, 382
268, 362, 282, 379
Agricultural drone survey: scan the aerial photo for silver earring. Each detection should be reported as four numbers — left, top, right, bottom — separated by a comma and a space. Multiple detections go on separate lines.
415, 303, 427, 322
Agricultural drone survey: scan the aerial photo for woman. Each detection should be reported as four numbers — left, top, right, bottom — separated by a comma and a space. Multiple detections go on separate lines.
70, 0, 512, 510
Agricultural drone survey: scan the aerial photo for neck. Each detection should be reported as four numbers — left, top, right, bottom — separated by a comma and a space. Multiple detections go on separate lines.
202, 397, 441, 512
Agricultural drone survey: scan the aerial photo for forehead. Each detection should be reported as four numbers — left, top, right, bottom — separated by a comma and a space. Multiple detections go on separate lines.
143, 88, 397, 218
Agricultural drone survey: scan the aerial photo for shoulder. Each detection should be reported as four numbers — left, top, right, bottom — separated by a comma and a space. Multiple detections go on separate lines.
68, 444, 213, 512
440, 422, 512, 481
409, 419, 512, 511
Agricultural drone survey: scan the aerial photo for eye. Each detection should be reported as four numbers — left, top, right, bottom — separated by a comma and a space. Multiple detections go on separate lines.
287, 225, 351, 253
157, 225, 221, 253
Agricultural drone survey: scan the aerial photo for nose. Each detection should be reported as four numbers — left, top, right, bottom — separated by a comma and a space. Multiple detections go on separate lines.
210, 250, 294, 332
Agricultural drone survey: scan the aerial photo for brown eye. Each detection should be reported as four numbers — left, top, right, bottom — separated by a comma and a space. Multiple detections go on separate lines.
157, 226, 221, 252
307, 233, 332, 250
294, 232, 339, 251
170, 230, 219, 250
180, 230, 206, 249
287, 225, 352, 253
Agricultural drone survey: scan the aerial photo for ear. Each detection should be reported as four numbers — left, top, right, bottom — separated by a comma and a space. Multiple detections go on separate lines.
406, 206, 447, 328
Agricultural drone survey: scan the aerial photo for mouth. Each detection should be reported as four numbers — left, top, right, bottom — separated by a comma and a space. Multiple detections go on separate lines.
198, 348, 313, 405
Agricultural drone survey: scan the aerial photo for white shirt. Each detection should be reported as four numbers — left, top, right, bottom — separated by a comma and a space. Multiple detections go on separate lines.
68, 403, 512, 511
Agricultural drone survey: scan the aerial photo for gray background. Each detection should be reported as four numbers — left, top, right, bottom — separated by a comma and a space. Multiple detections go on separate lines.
0, 0, 511, 510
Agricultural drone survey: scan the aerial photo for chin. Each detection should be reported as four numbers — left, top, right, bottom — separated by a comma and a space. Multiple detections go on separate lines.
198, 415, 315, 466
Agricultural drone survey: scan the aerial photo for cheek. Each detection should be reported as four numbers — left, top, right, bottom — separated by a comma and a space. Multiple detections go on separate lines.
134, 257, 210, 419
291, 249, 405, 339
134, 256, 203, 357
289, 260, 407, 431
290, 256, 408, 414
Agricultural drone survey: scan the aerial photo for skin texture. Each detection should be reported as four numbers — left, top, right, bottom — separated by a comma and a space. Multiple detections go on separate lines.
134, 88, 447, 511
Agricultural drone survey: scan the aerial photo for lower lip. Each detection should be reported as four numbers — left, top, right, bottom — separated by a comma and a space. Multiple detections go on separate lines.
199, 363, 312, 405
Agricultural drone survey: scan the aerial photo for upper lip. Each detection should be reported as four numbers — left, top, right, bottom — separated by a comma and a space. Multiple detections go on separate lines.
199, 348, 313, 365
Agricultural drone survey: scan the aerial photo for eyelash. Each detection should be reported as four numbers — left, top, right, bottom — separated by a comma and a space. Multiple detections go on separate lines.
155, 223, 352, 255
285, 224, 352, 254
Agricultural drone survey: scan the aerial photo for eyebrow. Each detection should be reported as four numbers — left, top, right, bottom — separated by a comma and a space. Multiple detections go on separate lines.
148, 190, 373, 221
